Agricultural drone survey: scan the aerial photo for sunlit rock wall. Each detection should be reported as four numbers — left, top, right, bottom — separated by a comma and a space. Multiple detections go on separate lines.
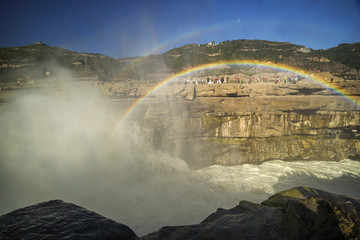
121, 82, 360, 168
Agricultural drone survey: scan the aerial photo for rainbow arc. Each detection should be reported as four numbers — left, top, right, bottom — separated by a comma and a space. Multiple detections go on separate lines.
112, 60, 359, 135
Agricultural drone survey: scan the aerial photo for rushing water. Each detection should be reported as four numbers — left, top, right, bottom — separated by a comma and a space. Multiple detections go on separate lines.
196, 159, 360, 200
0, 88, 359, 236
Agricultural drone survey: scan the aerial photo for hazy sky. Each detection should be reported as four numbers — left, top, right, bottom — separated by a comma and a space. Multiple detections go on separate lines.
0, 0, 359, 58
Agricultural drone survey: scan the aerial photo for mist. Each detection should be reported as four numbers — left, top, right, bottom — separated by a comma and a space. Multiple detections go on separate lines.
1, 79, 360, 236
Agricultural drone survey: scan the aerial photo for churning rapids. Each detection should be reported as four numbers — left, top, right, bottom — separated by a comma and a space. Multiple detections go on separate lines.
1, 86, 360, 236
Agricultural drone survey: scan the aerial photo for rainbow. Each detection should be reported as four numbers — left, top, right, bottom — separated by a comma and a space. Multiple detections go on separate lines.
112, 60, 359, 135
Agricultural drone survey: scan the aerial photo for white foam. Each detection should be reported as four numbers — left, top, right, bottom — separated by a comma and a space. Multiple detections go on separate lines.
195, 159, 360, 196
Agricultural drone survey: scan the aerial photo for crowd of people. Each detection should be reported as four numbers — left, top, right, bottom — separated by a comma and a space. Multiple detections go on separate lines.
174, 76, 303, 85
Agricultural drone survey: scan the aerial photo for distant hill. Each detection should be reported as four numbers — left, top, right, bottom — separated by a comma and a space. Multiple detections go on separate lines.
0, 40, 359, 83
118, 39, 360, 80
0, 42, 132, 82
323, 43, 360, 73
164, 40, 308, 71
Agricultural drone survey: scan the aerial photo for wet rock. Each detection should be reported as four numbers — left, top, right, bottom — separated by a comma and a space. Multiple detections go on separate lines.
0, 200, 139, 240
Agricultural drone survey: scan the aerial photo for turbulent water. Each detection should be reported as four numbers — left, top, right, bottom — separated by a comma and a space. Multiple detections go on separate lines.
1, 86, 360, 236
197, 159, 360, 200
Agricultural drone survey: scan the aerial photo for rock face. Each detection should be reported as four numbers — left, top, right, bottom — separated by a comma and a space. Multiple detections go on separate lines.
0, 200, 139, 240
121, 81, 360, 168
142, 187, 360, 240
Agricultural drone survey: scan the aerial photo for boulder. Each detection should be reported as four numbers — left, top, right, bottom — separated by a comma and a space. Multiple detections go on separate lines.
142, 187, 360, 240
0, 200, 139, 240
263, 186, 360, 239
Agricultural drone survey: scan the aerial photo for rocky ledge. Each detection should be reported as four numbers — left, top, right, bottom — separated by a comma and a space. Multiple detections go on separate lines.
1, 187, 359, 239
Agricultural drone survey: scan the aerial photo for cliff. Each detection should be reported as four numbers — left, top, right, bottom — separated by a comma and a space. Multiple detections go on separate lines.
111, 81, 360, 168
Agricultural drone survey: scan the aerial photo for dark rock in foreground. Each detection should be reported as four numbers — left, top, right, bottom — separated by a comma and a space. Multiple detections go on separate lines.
0, 200, 139, 240
1, 187, 359, 239
142, 187, 360, 240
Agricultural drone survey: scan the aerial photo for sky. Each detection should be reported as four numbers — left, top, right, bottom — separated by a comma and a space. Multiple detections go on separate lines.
0, 0, 359, 58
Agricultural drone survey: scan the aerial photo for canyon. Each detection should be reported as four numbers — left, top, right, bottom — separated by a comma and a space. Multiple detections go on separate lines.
0, 41, 359, 168
0, 40, 360, 238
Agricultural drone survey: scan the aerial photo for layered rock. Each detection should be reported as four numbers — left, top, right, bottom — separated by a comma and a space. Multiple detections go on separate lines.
119, 81, 360, 168
4, 79, 354, 168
